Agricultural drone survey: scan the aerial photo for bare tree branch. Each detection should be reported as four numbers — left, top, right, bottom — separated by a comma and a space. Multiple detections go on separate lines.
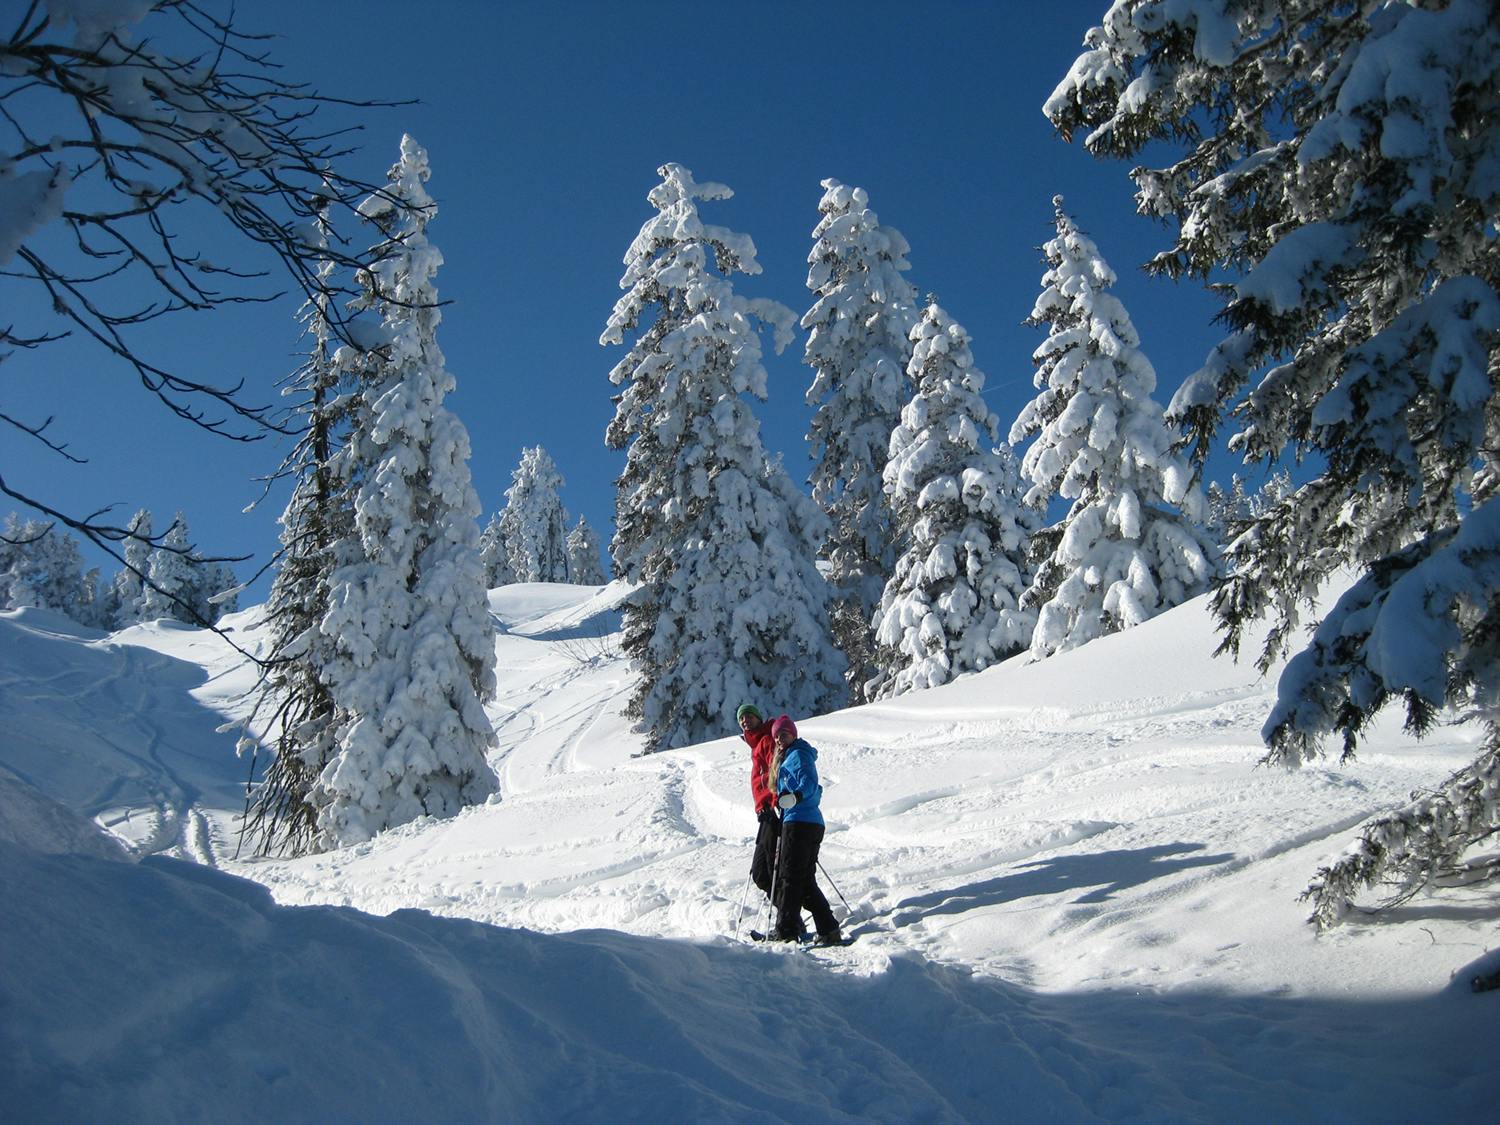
1, 0, 422, 598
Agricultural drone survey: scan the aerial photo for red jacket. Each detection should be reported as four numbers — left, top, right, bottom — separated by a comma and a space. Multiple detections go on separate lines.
742, 719, 776, 816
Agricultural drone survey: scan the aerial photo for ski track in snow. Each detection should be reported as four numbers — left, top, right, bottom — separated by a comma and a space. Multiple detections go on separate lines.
0, 615, 249, 863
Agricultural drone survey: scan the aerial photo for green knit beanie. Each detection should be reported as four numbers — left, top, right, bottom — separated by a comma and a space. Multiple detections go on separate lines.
736, 704, 761, 724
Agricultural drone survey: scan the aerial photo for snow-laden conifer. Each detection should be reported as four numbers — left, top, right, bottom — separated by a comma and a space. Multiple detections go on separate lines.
602, 164, 845, 751
195, 561, 238, 623
802, 179, 919, 702
139, 514, 198, 623
0, 517, 44, 611
566, 516, 606, 585
240, 201, 351, 856
499, 446, 570, 583
110, 509, 153, 626
871, 301, 1037, 698
311, 135, 497, 848
0, 515, 90, 619
75, 565, 109, 630
1046, 0, 1500, 923
1010, 201, 1215, 658
133, 512, 237, 626
1205, 470, 1292, 553
478, 512, 517, 588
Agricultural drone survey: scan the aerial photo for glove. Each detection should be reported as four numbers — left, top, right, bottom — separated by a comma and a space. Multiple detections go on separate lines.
777, 791, 798, 811
757, 806, 779, 825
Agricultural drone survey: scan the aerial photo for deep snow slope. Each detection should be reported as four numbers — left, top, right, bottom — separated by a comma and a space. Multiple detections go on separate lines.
1, 587, 1495, 1122
236, 583, 1496, 1000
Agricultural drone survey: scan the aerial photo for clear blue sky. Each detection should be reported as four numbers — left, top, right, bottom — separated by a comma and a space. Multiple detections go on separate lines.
7, 1, 1233, 599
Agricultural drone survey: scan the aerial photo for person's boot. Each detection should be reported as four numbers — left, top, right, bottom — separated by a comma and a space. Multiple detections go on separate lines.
813, 928, 843, 947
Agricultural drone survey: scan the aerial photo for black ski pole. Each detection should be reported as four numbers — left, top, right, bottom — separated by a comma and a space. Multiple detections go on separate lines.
766, 837, 780, 937
731, 868, 752, 941
817, 859, 851, 914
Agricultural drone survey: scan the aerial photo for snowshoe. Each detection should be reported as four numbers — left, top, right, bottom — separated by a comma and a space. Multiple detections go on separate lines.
810, 930, 854, 948
747, 929, 801, 944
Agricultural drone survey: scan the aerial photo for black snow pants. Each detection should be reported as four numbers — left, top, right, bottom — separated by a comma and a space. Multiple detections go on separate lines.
750, 810, 779, 898
773, 820, 837, 940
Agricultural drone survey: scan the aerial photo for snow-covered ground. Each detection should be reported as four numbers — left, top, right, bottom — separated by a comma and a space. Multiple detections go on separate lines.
1, 584, 1494, 1122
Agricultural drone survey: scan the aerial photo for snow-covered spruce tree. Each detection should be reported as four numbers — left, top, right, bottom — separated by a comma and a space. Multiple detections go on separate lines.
195, 560, 239, 623
109, 509, 153, 627
240, 203, 351, 856
803, 179, 920, 703
1205, 478, 1248, 550
602, 163, 845, 752
566, 516, 607, 585
1205, 469, 1293, 552
498, 446, 570, 583
128, 511, 236, 626
0, 517, 43, 611
1010, 201, 1216, 659
0, 515, 88, 618
870, 301, 1037, 698
138, 513, 198, 622
75, 564, 110, 630
1046, 0, 1500, 925
30, 520, 86, 616
478, 512, 517, 587
309, 135, 497, 848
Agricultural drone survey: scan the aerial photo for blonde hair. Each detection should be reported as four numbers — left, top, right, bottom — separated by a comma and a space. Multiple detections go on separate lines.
766, 744, 784, 797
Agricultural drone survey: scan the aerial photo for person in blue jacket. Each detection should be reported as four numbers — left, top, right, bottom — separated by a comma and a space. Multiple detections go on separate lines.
769, 715, 841, 945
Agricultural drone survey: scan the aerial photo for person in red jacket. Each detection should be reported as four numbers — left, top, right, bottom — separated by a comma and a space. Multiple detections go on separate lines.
738, 704, 779, 900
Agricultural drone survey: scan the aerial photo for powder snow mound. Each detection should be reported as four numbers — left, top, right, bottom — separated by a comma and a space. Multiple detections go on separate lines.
487, 579, 628, 637
488, 578, 628, 641
0, 604, 107, 641
0, 765, 129, 861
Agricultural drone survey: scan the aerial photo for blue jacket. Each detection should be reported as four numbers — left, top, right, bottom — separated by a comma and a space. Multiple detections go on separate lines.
775, 739, 823, 825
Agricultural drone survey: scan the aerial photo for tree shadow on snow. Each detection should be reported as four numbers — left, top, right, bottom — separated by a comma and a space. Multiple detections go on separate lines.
514, 608, 624, 644
887, 842, 1234, 929
1335, 890, 1500, 930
